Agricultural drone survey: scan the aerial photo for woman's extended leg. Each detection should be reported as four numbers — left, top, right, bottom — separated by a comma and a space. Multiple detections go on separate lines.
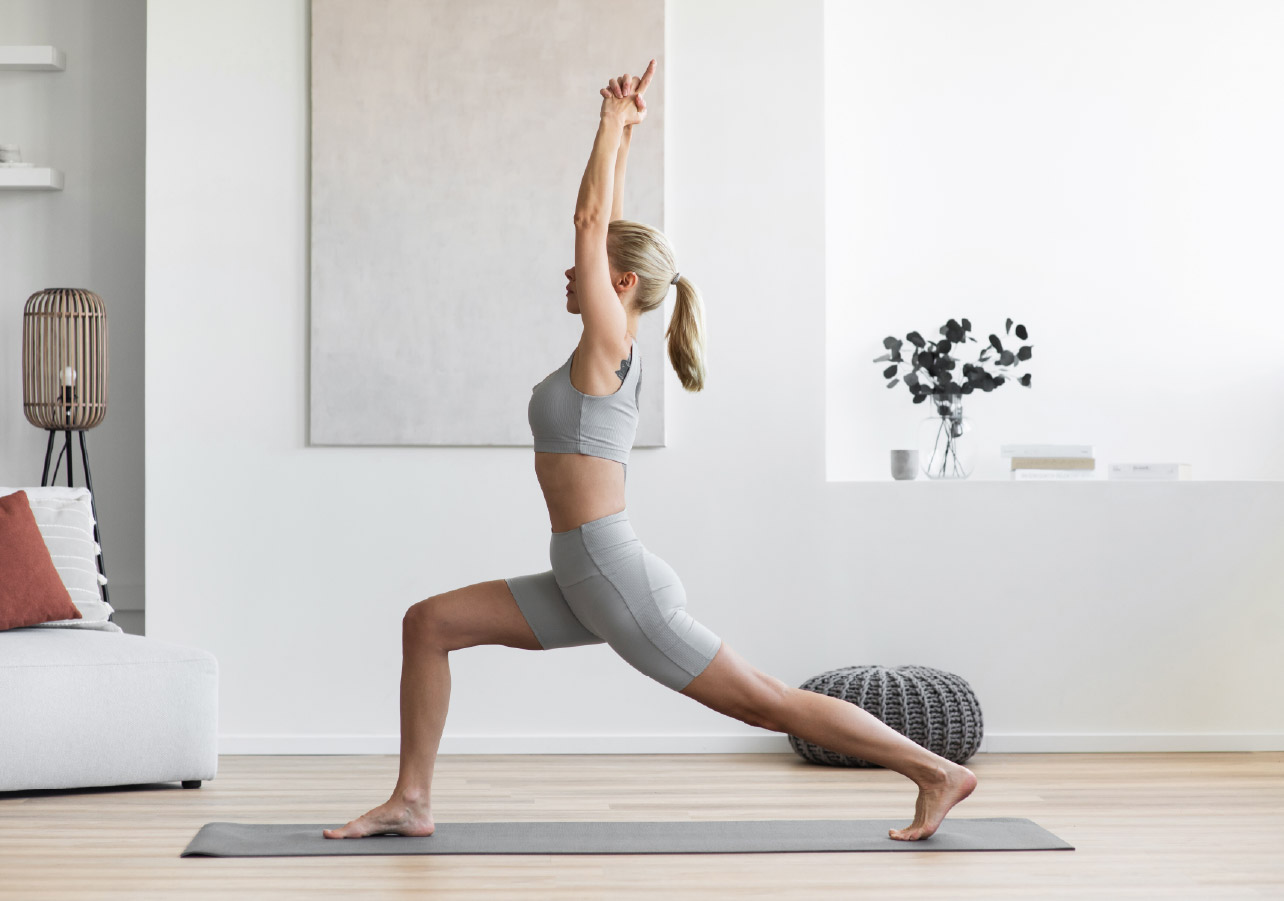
323, 579, 544, 839
679, 642, 978, 842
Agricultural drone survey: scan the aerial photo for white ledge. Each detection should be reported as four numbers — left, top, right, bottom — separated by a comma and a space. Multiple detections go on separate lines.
0, 45, 66, 71
0, 167, 64, 190
827, 478, 1281, 484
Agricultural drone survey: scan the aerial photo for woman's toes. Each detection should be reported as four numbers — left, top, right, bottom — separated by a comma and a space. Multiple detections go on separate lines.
324, 815, 379, 839
322, 803, 434, 840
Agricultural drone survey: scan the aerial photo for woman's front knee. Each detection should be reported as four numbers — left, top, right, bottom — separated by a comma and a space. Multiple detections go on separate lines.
404, 596, 447, 644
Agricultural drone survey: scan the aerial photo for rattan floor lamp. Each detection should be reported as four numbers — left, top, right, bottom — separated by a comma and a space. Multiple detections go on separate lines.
22, 287, 110, 606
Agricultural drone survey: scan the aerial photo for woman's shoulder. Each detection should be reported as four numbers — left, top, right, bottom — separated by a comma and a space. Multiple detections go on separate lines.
570, 331, 637, 396
575, 331, 636, 366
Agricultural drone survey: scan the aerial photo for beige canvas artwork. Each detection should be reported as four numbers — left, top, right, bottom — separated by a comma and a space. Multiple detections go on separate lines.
309, 0, 666, 446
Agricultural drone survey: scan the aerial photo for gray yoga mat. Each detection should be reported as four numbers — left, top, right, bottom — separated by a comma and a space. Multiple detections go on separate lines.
181, 817, 1073, 857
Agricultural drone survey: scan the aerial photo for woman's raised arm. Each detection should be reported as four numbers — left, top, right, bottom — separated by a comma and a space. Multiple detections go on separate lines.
612, 124, 632, 221
601, 66, 649, 220
573, 60, 655, 342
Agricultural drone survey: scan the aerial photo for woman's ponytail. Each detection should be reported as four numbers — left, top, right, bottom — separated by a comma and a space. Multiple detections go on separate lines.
665, 275, 706, 392
605, 219, 707, 392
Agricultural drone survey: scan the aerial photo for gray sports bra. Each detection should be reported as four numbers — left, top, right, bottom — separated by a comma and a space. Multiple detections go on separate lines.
529, 336, 641, 465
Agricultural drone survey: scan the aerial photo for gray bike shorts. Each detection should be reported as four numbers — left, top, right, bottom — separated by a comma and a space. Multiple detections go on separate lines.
505, 509, 722, 692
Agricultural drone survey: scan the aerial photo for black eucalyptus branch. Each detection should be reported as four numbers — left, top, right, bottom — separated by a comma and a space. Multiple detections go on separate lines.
873, 317, 1034, 413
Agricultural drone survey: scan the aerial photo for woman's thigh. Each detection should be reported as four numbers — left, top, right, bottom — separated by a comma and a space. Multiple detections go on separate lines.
503, 570, 605, 650
409, 578, 554, 652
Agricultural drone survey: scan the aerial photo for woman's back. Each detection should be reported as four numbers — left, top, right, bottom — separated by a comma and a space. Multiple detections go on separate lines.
531, 334, 640, 532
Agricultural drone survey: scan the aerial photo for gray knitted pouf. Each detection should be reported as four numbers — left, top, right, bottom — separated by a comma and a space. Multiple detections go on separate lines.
788, 665, 983, 767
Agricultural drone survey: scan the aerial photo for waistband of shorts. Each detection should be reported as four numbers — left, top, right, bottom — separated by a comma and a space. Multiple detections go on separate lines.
550, 508, 631, 540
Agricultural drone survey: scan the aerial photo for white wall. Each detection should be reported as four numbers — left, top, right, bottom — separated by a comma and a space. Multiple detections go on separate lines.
147, 0, 1284, 755
825, 0, 1284, 483
0, 0, 146, 634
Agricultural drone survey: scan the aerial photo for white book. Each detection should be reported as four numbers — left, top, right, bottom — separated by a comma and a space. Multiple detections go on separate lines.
1012, 469, 1096, 480
1108, 463, 1192, 480
1001, 444, 1094, 458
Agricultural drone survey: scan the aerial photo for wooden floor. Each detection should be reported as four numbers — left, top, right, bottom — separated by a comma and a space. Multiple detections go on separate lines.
1, 751, 1282, 900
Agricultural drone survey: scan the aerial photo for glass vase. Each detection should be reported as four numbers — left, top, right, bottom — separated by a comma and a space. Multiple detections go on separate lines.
918, 393, 975, 479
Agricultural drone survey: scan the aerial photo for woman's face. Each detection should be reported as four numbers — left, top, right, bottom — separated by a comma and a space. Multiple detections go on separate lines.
564, 264, 628, 315
564, 265, 579, 314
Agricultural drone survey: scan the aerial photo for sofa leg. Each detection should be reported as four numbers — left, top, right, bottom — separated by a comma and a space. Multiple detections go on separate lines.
181, 780, 202, 789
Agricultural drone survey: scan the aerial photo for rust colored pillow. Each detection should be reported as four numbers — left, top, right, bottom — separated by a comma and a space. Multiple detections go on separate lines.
0, 490, 83, 631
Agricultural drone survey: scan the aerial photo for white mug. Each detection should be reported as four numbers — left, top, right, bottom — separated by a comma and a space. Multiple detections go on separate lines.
0, 144, 21, 163
890, 449, 919, 480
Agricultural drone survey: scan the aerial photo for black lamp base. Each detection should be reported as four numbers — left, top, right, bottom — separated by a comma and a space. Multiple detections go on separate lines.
41, 429, 110, 609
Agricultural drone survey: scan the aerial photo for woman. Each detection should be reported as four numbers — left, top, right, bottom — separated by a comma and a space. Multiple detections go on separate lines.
326, 59, 977, 843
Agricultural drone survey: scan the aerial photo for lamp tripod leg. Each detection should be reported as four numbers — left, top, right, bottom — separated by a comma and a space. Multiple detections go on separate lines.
63, 430, 73, 487
41, 429, 56, 486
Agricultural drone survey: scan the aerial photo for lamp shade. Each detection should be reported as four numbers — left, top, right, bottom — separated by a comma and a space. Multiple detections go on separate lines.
22, 288, 109, 430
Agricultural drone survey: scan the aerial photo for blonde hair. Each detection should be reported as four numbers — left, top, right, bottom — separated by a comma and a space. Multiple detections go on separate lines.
606, 219, 707, 392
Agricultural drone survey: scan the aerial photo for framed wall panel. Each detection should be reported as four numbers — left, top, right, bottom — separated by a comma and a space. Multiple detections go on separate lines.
310, 0, 665, 446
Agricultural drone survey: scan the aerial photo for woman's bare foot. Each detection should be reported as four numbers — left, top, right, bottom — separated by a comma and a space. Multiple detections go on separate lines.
323, 796, 435, 839
888, 762, 978, 841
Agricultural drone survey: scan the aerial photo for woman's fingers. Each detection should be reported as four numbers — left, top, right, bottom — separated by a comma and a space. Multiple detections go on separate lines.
636, 58, 656, 96
601, 59, 655, 111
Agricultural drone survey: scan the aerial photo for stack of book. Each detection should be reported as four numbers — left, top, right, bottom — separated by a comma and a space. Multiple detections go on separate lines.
1001, 444, 1096, 480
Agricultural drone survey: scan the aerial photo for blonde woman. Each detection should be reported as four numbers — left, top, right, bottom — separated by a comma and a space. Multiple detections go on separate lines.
326, 59, 976, 843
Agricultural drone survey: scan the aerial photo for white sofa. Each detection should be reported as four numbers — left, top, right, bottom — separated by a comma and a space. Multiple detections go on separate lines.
0, 487, 218, 793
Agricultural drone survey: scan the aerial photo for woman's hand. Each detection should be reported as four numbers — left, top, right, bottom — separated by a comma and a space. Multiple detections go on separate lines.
599, 58, 656, 128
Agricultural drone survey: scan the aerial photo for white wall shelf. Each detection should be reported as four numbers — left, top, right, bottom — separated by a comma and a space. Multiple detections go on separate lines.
0, 45, 66, 71
0, 168, 64, 190
833, 478, 1243, 484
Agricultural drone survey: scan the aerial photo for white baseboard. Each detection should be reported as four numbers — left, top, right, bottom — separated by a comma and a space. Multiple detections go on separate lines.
217, 732, 1284, 756
982, 732, 1284, 753
218, 733, 795, 755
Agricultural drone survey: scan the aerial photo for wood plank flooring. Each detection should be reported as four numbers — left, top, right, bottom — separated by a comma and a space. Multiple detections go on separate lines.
1, 752, 1282, 900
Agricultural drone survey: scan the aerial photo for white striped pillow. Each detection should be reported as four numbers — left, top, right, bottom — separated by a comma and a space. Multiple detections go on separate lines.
0, 487, 118, 631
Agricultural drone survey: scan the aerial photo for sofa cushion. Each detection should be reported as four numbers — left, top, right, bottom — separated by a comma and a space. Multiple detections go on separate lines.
0, 490, 83, 631
0, 486, 116, 631
0, 628, 220, 792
